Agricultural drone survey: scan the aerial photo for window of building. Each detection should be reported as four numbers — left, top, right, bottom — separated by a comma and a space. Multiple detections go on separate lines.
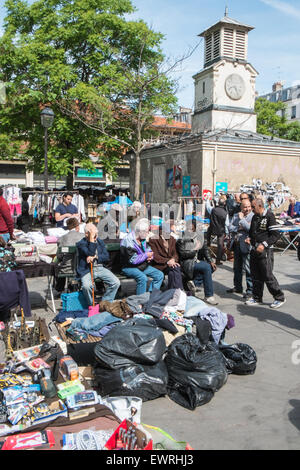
291, 105, 297, 119
203, 81, 205, 94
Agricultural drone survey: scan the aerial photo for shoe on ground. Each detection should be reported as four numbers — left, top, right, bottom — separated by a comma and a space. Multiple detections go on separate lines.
204, 296, 219, 305
245, 297, 262, 306
243, 293, 253, 300
187, 280, 197, 296
216, 260, 223, 265
270, 298, 286, 309
226, 287, 243, 294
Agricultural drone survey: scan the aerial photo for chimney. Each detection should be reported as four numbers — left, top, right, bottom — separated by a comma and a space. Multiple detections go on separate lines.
272, 82, 283, 92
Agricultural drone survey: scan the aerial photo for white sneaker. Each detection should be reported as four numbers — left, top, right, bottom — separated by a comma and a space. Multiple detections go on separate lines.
204, 296, 219, 305
270, 299, 286, 309
245, 298, 262, 306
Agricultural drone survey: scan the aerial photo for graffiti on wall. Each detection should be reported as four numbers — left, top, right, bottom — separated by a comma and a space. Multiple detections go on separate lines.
240, 178, 291, 208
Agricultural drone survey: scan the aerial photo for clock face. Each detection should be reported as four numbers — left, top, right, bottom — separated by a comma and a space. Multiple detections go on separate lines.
225, 74, 245, 101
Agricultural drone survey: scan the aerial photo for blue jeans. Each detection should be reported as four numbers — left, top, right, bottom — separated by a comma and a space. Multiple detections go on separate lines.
81, 265, 120, 306
122, 265, 164, 295
233, 244, 253, 295
193, 261, 214, 298
0, 233, 10, 243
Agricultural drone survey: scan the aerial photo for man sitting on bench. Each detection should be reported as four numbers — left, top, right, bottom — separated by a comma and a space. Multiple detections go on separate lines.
76, 223, 120, 306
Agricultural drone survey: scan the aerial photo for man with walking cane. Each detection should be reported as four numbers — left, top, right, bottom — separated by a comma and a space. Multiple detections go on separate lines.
76, 223, 120, 306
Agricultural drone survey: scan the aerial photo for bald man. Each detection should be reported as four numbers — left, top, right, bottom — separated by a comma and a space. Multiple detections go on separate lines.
245, 198, 285, 309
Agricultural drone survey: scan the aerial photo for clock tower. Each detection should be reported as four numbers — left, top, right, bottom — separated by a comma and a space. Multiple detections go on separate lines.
192, 10, 258, 133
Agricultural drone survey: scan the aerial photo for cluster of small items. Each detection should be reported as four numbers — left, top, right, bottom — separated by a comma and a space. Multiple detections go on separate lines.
0, 339, 153, 450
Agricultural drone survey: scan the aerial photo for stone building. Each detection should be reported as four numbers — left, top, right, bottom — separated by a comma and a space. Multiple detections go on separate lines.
129, 10, 300, 205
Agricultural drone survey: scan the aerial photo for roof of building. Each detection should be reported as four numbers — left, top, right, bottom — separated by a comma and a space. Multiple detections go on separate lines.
139, 128, 300, 153
199, 15, 254, 37
152, 116, 192, 130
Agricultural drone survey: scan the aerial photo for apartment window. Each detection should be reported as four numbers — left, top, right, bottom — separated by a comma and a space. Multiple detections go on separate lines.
291, 106, 297, 119
203, 81, 205, 94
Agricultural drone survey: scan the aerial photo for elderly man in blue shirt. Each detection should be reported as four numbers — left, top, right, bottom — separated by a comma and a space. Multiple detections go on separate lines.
76, 223, 120, 306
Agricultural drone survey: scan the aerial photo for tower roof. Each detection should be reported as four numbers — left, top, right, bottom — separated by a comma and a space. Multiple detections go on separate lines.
199, 15, 254, 37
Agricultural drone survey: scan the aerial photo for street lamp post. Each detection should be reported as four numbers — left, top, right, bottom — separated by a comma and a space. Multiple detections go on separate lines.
40, 106, 54, 234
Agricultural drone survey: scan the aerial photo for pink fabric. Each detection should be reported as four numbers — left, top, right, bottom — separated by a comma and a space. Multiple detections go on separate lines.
45, 236, 58, 244
88, 304, 100, 317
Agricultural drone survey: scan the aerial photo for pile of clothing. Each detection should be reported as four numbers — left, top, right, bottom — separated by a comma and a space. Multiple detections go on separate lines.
54, 288, 257, 410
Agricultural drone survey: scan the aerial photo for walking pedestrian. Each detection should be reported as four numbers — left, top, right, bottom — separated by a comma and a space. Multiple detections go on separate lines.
245, 198, 286, 309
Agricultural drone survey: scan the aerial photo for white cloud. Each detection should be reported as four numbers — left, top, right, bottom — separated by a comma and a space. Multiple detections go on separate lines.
260, 0, 300, 19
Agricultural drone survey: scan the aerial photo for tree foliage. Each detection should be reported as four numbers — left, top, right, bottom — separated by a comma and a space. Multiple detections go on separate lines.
0, 0, 178, 191
255, 97, 300, 142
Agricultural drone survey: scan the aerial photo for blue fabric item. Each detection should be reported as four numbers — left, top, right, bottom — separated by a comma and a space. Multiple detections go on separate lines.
55, 203, 78, 228
67, 311, 121, 336
0, 270, 31, 317
184, 295, 207, 317
54, 309, 89, 323
76, 237, 110, 278
74, 323, 116, 338
0, 233, 10, 242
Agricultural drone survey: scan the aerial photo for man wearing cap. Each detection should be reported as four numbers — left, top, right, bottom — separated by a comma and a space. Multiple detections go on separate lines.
54, 218, 84, 293
120, 218, 164, 295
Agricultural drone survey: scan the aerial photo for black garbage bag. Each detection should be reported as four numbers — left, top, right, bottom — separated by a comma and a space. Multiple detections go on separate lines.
94, 317, 166, 370
218, 343, 257, 375
165, 334, 228, 410
93, 361, 168, 402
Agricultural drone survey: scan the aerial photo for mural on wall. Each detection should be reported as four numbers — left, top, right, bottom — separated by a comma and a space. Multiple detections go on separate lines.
240, 178, 291, 208
182, 176, 191, 196
191, 184, 201, 198
202, 188, 212, 200
166, 169, 174, 188
173, 165, 182, 189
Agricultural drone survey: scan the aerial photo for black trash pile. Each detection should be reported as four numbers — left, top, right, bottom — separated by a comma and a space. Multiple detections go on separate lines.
92, 316, 257, 410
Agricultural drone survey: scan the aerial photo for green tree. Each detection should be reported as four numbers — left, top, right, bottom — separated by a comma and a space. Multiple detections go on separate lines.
0, 0, 175, 189
255, 97, 287, 138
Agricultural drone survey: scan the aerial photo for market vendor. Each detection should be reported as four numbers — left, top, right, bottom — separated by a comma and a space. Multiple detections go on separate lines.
55, 192, 79, 228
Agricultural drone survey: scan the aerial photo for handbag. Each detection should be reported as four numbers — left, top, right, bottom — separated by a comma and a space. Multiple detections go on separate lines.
61, 291, 88, 312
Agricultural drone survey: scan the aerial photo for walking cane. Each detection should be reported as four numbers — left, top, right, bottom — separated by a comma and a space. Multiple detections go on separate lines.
90, 261, 95, 307
88, 261, 99, 317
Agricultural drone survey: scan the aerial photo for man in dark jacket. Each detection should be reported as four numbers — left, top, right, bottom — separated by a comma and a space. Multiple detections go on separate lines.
177, 220, 218, 305
245, 198, 286, 309
76, 223, 120, 305
207, 195, 228, 265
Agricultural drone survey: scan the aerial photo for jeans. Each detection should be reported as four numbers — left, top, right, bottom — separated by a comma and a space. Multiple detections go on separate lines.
233, 243, 253, 295
122, 265, 164, 295
0, 233, 10, 243
193, 261, 214, 298
81, 265, 120, 306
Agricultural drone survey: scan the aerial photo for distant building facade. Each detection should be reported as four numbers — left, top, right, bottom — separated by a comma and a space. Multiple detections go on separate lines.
259, 82, 300, 124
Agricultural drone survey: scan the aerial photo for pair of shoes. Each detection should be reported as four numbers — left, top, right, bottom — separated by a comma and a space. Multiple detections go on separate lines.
204, 296, 219, 305
243, 293, 252, 300
244, 297, 263, 306
226, 287, 243, 294
187, 280, 197, 296
270, 298, 286, 309
216, 260, 223, 265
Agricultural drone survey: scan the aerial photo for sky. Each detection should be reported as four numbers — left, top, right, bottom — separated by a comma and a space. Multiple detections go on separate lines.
1, 0, 300, 110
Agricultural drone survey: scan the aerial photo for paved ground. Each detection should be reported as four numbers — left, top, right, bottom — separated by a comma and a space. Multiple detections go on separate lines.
26, 248, 300, 450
